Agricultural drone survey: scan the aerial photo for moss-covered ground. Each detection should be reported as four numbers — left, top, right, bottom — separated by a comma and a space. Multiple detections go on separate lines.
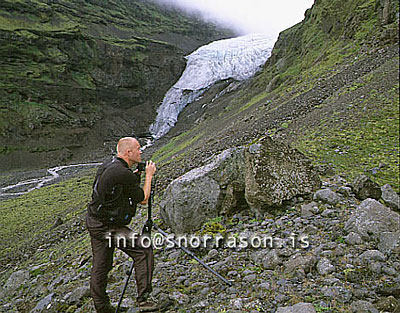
0, 169, 95, 263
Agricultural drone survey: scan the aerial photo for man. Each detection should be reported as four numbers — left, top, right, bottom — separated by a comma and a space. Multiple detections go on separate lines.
86, 137, 157, 312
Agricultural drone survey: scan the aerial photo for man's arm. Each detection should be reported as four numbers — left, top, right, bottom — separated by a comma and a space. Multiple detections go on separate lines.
140, 161, 156, 205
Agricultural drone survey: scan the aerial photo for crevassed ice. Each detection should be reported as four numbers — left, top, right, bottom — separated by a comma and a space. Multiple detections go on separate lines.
149, 34, 276, 139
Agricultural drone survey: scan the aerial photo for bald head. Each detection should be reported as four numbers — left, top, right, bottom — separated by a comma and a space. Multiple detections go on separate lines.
116, 137, 141, 167
117, 137, 138, 155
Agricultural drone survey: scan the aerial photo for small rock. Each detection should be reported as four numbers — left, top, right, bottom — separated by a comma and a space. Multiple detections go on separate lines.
65, 286, 90, 304
29, 293, 54, 313
368, 262, 382, 274
381, 184, 400, 211
301, 203, 315, 217
321, 286, 352, 303
374, 296, 399, 312
382, 266, 397, 276
263, 250, 282, 270
169, 291, 189, 304
276, 302, 316, 313
317, 258, 335, 275
244, 274, 257, 282
338, 186, 352, 197
321, 209, 336, 217
313, 188, 340, 205
284, 254, 316, 274
350, 300, 378, 313
352, 175, 381, 200
230, 298, 244, 310
345, 199, 400, 241
345, 232, 363, 245
193, 300, 210, 308
378, 231, 400, 255
206, 249, 219, 260
168, 250, 181, 260
259, 282, 271, 290
4, 270, 30, 291
359, 250, 386, 262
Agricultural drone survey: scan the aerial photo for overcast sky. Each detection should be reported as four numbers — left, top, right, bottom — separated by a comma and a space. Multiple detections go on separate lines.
154, 0, 314, 38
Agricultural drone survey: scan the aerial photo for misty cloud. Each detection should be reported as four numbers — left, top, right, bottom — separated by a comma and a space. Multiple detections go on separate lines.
152, 0, 314, 38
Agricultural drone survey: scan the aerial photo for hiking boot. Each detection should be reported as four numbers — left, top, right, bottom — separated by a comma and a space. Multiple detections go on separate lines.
138, 300, 158, 312
95, 303, 116, 313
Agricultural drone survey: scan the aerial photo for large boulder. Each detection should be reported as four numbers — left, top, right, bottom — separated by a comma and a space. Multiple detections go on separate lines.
244, 137, 321, 211
160, 147, 245, 233
160, 137, 321, 233
345, 198, 400, 241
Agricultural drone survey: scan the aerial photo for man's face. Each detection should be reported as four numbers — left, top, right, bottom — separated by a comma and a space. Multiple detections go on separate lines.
127, 140, 142, 165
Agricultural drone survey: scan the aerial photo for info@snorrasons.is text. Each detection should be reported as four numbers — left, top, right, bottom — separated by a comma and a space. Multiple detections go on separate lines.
106, 232, 310, 250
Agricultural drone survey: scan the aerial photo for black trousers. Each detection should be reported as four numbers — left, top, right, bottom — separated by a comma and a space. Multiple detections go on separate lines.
87, 219, 154, 312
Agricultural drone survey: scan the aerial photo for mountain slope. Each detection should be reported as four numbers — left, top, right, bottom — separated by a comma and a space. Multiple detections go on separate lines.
0, 0, 230, 171
146, 0, 399, 193
0, 1, 399, 312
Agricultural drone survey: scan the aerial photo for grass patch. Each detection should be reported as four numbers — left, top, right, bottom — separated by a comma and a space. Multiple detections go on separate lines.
296, 86, 399, 192
0, 171, 95, 261
238, 91, 268, 113
152, 131, 203, 164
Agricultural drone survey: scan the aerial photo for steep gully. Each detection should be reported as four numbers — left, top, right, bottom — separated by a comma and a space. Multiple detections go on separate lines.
0, 34, 275, 198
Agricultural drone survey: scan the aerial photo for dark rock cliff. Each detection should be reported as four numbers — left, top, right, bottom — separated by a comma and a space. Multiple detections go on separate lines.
0, 0, 231, 171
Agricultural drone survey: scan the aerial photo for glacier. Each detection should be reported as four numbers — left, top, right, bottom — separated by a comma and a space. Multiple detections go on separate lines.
149, 34, 276, 139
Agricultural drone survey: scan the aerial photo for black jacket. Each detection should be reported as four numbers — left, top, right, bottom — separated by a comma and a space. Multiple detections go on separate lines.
87, 157, 144, 227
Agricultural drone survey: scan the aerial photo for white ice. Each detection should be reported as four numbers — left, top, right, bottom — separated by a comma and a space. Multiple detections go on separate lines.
149, 34, 276, 139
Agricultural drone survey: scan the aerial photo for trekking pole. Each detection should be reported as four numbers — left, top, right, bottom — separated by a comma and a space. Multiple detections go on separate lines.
152, 222, 232, 286
148, 176, 232, 286
115, 260, 134, 313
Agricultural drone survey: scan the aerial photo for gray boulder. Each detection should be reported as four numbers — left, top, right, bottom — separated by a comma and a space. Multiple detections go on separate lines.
378, 231, 400, 255
345, 198, 400, 241
252, 249, 282, 270
351, 300, 378, 313
352, 175, 382, 200
4, 270, 30, 291
161, 136, 321, 232
276, 302, 316, 313
359, 250, 386, 262
244, 137, 321, 211
284, 253, 316, 274
381, 184, 399, 211
160, 147, 245, 233
345, 232, 363, 245
313, 188, 340, 205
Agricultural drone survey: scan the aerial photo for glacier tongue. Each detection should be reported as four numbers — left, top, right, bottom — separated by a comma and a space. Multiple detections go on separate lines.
149, 34, 276, 139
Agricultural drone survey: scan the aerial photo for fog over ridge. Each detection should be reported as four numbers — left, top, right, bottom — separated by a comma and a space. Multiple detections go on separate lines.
151, 0, 314, 37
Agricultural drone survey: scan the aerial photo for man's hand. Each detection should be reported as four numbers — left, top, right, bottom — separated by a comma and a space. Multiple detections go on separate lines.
141, 161, 156, 204
145, 161, 156, 177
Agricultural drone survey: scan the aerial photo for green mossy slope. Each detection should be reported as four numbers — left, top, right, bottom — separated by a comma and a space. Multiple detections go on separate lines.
0, 0, 229, 171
